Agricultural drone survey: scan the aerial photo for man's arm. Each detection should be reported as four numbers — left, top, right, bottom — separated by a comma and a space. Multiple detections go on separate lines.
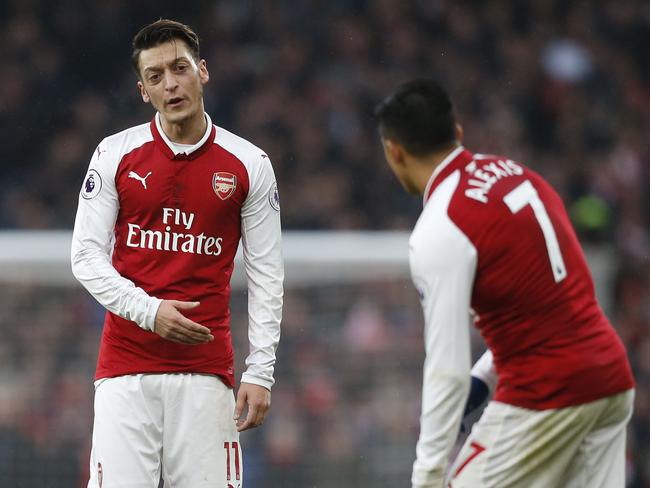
71, 140, 163, 330
71, 140, 211, 344
410, 172, 477, 488
460, 349, 497, 432
235, 153, 283, 431
470, 348, 497, 392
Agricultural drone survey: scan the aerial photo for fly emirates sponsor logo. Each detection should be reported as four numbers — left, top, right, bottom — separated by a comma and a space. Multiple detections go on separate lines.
126, 208, 223, 256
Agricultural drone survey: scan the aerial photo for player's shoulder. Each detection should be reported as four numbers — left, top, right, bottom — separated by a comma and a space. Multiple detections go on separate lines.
213, 125, 270, 170
454, 153, 531, 204
424, 151, 531, 234
88, 123, 153, 179
98, 122, 153, 158
412, 170, 475, 257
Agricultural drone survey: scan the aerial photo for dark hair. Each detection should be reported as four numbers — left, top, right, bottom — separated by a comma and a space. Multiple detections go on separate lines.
374, 79, 456, 156
132, 19, 200, 76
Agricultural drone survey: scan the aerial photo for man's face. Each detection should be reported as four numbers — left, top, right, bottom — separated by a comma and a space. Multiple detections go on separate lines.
137, 40, 209, 124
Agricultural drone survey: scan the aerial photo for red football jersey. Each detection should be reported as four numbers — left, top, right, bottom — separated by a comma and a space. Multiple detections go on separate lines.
426, 148, 634, 409
409, 147, 634, 482
72, 114, 283, 389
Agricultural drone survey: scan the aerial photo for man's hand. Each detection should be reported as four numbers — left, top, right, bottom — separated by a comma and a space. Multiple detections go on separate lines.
153, 300, 214, 345
234, 382, 271, 432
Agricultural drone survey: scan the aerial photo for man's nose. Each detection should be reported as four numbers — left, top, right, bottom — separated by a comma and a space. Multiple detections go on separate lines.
163, 70, 178, 90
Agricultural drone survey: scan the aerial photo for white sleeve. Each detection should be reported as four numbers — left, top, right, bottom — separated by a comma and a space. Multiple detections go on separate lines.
471, 348, 498, 393
71, 140, 162, 331
410, 171, 477, 488
239, 155, 284, 390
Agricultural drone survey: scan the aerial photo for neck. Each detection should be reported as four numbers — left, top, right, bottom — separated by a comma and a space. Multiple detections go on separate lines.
160, 108, 207, 145
414, 144, 460, 195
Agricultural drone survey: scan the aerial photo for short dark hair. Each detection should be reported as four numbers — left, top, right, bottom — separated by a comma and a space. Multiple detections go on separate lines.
132, 19, 200, 77
374, 79, 457, 156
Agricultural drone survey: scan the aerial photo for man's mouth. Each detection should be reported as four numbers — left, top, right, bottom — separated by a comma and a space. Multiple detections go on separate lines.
167, 97, 185, 107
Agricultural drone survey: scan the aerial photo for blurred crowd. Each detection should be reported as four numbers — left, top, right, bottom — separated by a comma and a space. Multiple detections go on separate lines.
0, 282, 429, 487
0, 0, 649, 486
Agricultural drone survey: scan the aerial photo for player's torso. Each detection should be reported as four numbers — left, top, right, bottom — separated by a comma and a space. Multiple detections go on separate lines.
112, 141, 248, 318
428, 149, 633, 408
95, 121, 253, 384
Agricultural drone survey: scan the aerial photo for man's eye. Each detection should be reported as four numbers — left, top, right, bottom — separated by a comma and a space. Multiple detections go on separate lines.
175, 65, 187, 72
148, 74, 160, 82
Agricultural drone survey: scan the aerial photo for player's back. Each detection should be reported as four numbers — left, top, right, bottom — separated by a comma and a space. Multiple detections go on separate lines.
429, 149, 634, 410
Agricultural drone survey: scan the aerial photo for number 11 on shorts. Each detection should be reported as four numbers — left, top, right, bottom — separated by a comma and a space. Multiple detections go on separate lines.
224, 441, 241, 484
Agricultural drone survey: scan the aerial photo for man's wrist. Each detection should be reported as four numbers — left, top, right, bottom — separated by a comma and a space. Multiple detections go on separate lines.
411, 468, 444, 488
143, 297, 163, 331
240, 373, 273, 391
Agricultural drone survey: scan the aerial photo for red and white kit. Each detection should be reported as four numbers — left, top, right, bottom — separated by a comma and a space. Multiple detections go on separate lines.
72, 113, 283, 487
409, 147, 634, 488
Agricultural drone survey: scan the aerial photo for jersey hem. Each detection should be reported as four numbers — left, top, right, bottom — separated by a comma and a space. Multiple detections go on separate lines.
494, 382, 635, 410
95, 367, 235, 389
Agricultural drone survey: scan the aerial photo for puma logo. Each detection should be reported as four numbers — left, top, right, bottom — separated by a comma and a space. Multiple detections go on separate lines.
128, 171, 152, 189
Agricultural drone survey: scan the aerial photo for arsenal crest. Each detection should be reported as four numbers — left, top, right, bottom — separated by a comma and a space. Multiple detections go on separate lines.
213, 172, 237, 200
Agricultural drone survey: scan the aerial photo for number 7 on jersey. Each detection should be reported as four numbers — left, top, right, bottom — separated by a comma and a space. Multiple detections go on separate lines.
503, 180, 568, 283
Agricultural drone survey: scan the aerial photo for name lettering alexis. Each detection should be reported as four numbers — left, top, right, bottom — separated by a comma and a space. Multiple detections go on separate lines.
126, 207, 223, 255
464, 158, 524, 203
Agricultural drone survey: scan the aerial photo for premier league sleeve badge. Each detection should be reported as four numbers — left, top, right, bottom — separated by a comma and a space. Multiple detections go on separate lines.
81, 169, 102, 200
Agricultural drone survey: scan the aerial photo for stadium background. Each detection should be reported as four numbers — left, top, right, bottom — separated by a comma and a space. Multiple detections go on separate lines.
0, 0, 648, 486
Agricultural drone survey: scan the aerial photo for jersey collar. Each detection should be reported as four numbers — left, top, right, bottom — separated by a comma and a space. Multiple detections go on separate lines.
423, 146, 473, 206
151, 112, 216, 160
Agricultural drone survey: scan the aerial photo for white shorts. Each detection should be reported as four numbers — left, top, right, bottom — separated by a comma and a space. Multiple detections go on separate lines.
448, 389, 634, 488
87, 373, 242, 488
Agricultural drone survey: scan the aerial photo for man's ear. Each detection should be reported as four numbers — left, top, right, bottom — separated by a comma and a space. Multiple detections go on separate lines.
455, 123, 464, 144
198, 59, 209, 85
137, 80, 150, 103
384, 139, 406, 167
